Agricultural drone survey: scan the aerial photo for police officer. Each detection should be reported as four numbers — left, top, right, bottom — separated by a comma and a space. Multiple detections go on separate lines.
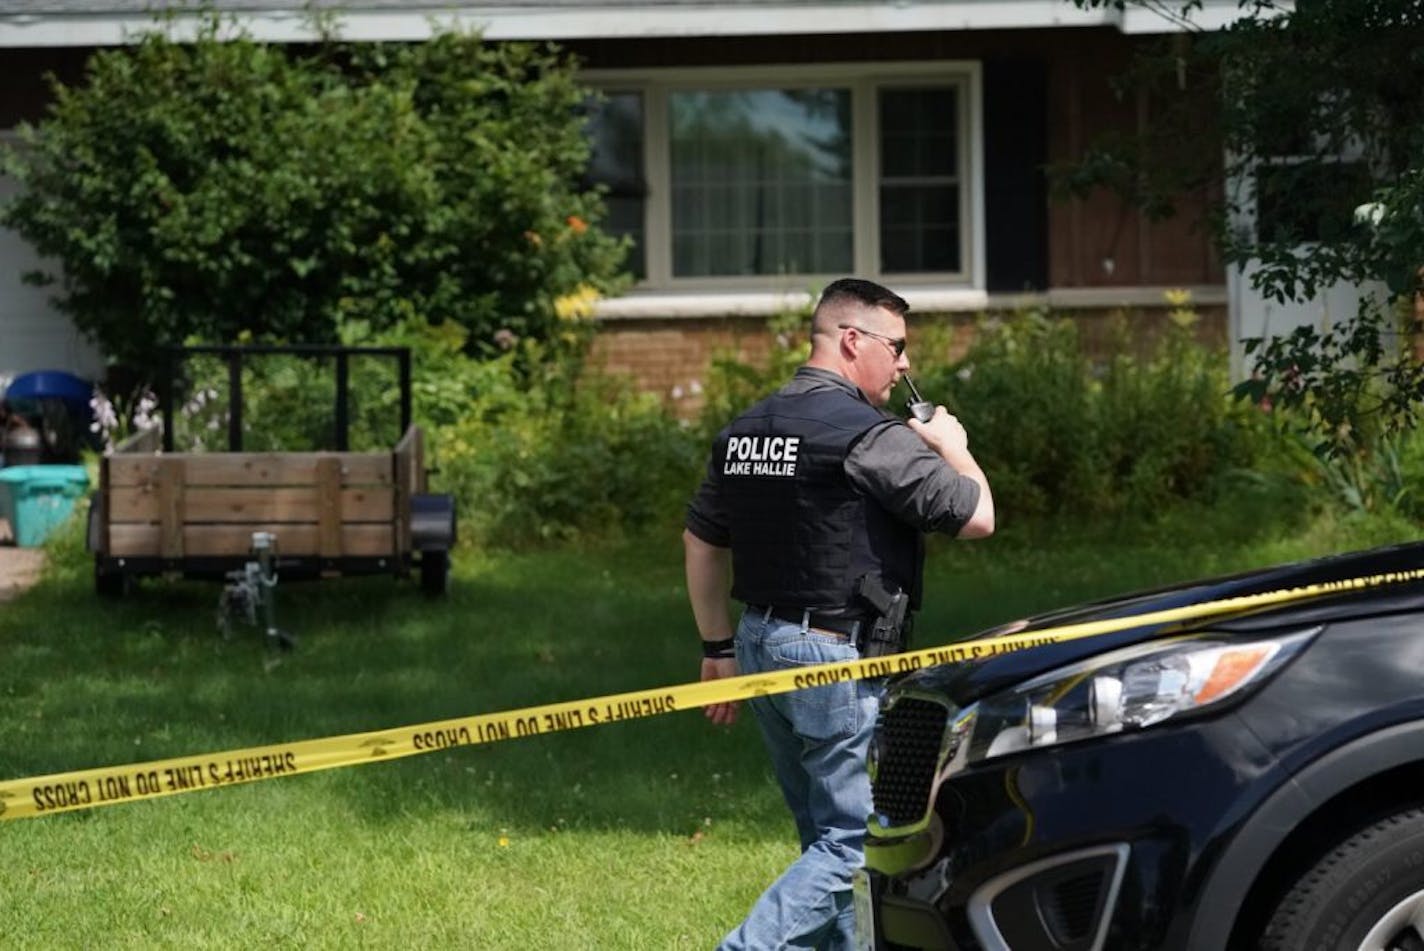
683, 277, 994, 950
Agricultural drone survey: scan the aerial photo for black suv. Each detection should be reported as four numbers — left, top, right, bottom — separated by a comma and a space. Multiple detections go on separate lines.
857, 542, 1424, 951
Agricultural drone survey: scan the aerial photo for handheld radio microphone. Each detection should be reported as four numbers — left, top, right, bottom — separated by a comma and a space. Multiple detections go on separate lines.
903, 374, 935, 423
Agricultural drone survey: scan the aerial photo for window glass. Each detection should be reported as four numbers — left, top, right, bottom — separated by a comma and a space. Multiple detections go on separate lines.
582, 70, 974, 287
585, 91, 646, 278
669, 89, 853, 277
879, 87, 960, 273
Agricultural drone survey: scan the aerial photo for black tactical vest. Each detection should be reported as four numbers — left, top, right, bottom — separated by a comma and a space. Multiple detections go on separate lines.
714, 382, 924, 612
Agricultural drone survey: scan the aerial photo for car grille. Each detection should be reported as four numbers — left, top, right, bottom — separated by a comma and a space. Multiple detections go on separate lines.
1046, 869, 1105, 942
871, 694, 951, 828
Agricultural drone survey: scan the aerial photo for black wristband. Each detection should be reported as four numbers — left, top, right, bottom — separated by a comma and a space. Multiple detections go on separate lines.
701, 637, 736, 659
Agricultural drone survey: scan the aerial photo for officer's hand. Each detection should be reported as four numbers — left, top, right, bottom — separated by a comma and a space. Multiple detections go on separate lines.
907, 405, 969, 455
700, 657, 740, 726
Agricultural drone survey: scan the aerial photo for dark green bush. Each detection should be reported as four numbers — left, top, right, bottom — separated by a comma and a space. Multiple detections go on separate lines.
1095, 314, 1261, 512
915, 306, 1266, 519
347, 316, 702, 548
1233, 295, 1424, 514
926, 312, 1103, 516
433, 357, 702, 547
1, 19, 626, 370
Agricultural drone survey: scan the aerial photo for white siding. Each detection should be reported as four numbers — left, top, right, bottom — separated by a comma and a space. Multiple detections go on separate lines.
1225, 153, 1385, 382
0, 144, 103, 382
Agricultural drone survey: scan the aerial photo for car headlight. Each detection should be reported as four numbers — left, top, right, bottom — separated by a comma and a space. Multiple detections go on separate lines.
958, 630, 1315, 766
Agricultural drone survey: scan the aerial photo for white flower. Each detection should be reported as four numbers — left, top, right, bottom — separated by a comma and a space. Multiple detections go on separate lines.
1355, 202, 1386, 227
132, 390, 160, 431
89, 386, 120, 450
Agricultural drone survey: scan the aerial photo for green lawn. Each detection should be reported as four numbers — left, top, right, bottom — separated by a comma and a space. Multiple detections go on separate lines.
0, 500, 1415, 947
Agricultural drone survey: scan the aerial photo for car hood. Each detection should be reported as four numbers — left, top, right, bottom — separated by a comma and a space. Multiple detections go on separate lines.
895, 540, 1424, 706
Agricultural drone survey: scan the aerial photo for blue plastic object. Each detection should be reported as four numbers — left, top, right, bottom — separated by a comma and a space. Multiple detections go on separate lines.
2, 370, 96, 463
0, 464, 90, 547
3, 370, 93, 411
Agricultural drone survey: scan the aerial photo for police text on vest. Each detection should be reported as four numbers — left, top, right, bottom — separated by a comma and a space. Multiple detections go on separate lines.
723, 435, 800, 477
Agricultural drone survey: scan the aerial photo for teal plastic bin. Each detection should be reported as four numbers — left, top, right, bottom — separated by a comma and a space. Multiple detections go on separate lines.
0, 465, 90, 547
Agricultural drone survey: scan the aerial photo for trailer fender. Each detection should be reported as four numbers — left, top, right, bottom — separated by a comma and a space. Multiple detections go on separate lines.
411, 493, 456, 550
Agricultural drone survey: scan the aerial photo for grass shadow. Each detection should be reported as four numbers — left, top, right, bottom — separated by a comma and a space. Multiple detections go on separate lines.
0, 535, 787, 836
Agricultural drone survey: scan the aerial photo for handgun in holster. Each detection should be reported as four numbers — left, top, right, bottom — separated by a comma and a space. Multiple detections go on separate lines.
854, 574, 912, 658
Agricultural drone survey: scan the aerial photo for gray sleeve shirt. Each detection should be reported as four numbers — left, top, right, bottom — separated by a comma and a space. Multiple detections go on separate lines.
844, 419, 981, 537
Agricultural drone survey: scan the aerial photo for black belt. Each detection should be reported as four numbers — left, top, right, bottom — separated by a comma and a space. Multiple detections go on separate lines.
753, 605, 865, 639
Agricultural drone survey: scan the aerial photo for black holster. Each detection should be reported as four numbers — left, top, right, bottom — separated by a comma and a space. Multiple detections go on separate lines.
854, 574, 912, 658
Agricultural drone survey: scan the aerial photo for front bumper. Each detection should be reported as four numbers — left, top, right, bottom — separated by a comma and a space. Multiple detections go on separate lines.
866, 842, 1130, 950
862, 706, 1278, 950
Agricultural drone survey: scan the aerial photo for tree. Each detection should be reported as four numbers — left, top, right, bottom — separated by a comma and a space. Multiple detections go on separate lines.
1061, 0, 1424, 505
1062, 0, 1423, 300
0, 18, 627, 369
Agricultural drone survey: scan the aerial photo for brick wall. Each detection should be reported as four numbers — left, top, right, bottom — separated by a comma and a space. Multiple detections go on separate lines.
590, 302, 1229, 416
589, 315, 775, 407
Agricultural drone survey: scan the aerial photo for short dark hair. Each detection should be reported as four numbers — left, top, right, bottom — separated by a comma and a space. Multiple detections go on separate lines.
815, 278, 909, 318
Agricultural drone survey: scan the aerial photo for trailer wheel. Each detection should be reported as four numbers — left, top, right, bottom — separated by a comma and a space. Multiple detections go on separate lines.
421, 549, 450, 596
1260, 807, 1424, 951
95, 562, 128, 599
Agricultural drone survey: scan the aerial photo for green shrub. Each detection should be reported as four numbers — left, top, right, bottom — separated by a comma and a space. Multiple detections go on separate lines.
915, 304, 1266, 519
1, 18, 627, 371
1234, 295, 1424, 514
165, 340, 417, 453
433, 359, 701, 548
443, 397, 691, 545
688, 301, 1268, 521
425, 297, 1424, 539
143, 310, 699, 548
349, 316, 701, 548
920, 311, 1103, 516
1094, 310, 1261, 512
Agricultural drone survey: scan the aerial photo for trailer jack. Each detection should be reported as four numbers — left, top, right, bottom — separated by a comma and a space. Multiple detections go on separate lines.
218, 532, 295, 652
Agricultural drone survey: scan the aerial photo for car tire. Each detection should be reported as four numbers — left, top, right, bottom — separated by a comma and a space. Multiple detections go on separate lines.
95, 562, 128, 599
1260, 807, 1424, 951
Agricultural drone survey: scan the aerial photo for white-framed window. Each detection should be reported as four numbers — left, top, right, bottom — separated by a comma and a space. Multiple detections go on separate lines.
582, 63, 984, 292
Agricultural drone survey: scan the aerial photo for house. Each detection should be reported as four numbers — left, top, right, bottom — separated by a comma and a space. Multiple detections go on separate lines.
1, 0, 1268, 399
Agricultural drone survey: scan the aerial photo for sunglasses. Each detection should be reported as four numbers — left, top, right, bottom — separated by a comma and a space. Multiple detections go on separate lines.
838, 323, 907, 357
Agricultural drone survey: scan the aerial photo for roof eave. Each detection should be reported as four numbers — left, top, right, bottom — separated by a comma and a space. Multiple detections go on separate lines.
0, 1, 1257, 48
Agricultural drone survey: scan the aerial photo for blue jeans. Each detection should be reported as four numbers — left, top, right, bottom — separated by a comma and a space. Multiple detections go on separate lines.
718, 607, 881, 951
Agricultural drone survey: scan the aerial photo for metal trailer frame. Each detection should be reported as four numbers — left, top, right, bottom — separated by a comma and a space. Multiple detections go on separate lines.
88, 345, 456, 597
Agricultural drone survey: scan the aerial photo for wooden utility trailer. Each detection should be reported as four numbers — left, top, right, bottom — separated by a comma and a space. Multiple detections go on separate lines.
87, 345, 455, 596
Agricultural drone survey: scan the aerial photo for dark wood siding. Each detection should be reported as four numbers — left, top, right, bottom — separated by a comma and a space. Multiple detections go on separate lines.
0, 48, 89, 129
1044, 31, 1222, 287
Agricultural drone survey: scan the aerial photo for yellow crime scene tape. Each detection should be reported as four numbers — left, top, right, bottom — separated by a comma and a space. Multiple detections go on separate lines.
4, 564, 1423, 822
